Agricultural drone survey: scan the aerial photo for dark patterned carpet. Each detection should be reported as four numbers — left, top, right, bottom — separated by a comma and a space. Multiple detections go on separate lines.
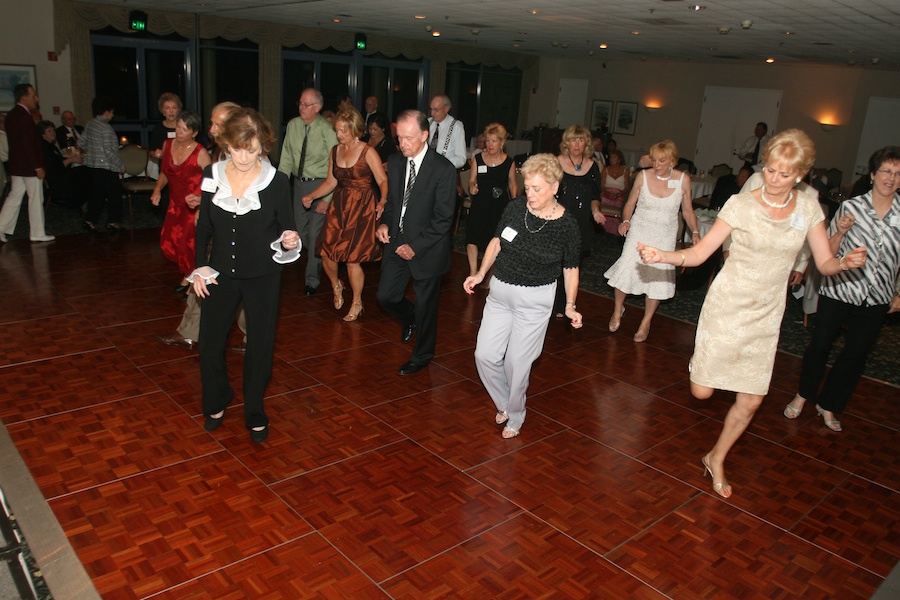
6, 195, 898, 387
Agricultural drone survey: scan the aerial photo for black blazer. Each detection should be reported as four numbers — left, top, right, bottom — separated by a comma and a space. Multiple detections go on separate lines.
56, 125, 84, 149
195, 166, 295, 279
380, 149, 457, 279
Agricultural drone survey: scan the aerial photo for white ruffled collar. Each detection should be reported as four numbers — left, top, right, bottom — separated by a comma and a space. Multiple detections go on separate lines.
211, 159, 277, 215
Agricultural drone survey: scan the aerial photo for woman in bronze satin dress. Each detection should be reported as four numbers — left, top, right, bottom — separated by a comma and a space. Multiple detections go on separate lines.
304, 110, 388, 321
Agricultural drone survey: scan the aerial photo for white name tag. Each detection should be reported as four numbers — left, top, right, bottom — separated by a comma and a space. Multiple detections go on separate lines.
167, 131, 176, 138
501, 226, 518, 241
890, 215, 900, 227
477, 165, 488, 174
790, 212, 805, 231
668, 180, 679, 188
201, 177, 217, 193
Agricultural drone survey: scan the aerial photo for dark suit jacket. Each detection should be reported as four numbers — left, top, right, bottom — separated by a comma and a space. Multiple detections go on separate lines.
380, 149, 457, 279
6, 104, 43, 176
56, 125, 84, 149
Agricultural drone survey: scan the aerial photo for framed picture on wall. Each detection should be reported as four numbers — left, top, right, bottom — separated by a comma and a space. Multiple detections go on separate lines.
0, 64, 37, 112
590, 100, 613, 131
613, 101, 638, 136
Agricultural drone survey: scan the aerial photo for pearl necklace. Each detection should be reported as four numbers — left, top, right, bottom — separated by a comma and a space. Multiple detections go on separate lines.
524, 201, 558, 233
760, 187, 794, 209
654, 167, 672, 181
571, 155, 584, 171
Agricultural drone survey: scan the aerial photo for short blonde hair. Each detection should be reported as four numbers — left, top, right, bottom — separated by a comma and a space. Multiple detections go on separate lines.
560, 124, 593, 159
649, 140, 679, 165
520, 153, 564, 185
483, 122, 508, 143
334, 109, 364, 139
761, 129, 815, 176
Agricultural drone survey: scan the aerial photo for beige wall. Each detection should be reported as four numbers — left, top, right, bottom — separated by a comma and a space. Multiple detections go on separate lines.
528, 56, 900, 178
0, 0, 75, 122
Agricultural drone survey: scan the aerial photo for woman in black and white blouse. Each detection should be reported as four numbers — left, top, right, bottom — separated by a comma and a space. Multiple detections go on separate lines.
190, 108, 299, 444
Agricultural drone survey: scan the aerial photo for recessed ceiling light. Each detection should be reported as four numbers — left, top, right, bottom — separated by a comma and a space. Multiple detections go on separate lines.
765, 57, 775, 63
528, 9, 541, 15
631, 31, 641, 35
783, 31, 794, 35
690, 4, 705, 10
432, 31, 441, 37
599, 43, 608, 49
332, 18, 341, 23
415, 15, 426, 19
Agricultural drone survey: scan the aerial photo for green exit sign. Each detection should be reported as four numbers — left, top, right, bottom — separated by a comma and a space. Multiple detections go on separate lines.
130, 11, 147, 32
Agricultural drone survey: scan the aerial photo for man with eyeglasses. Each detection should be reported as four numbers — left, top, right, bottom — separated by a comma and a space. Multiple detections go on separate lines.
427, 94, 467, 170
279, 88, 338, 295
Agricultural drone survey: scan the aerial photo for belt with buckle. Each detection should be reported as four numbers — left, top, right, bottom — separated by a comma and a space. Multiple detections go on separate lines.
297, 176, 319, 182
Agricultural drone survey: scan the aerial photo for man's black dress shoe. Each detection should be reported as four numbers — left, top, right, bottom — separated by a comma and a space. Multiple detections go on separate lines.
401, 324, 417, 343
204, 412, 224, 431
304, 285, 317, 296
250, 426, 269, 443
398, 360, 427, 375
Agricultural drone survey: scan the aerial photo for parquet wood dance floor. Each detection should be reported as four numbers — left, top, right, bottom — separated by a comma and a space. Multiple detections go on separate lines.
0, 229, 896, 599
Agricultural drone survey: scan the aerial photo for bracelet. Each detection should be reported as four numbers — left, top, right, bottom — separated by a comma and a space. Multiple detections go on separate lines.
692, 231, 700, 236
566, 302, 576, 309
678, 252, 686, 267
839, 256, 848, 271
622, 220, 630, 225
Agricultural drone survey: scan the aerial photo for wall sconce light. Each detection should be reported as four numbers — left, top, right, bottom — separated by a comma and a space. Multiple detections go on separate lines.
740, 20, 753, 29
717, 26, 731, 35
819, 123, 837, 132
645, 105, 661, 114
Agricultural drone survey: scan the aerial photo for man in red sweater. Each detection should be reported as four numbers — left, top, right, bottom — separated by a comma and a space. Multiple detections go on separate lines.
0, 83, 54, 242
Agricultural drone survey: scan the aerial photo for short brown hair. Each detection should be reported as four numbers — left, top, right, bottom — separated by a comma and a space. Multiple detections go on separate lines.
157, 92, 183, 113
334, 109, 364, 139
560, 124, 593, 159
761, 129, 815, 176
219, 108, 276, 156
649, 139, 679, 165
520, 153, 564, 185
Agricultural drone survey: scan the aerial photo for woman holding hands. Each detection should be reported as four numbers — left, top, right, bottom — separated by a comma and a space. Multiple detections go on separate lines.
636, 129, 867, 498
605, 140, 698, 342
464, 154, 582, 439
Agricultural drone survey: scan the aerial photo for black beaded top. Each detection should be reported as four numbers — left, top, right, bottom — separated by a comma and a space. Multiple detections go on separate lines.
493, 197, 581, 287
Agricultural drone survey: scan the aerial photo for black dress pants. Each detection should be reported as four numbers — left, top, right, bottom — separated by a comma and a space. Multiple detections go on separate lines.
377, 252, 442, 365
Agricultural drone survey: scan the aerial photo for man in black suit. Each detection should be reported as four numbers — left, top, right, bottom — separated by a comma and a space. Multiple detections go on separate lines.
376, 110, 457, 375
56, 111, 84, 150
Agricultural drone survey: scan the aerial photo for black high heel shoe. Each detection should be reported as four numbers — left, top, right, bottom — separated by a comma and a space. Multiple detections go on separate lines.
204, 410, 225, 431
82, 221, 97, 232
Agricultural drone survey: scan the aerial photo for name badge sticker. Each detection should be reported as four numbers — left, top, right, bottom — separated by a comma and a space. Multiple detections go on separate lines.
668, 180, 679, 189
167, 131, 176, 138
201, 177, 218, 193
477, 165, 488, 174
790, 212, 805, 231
500, 226, 518, 242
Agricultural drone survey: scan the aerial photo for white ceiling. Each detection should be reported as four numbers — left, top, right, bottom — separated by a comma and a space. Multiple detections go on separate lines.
83, 0, 900, 69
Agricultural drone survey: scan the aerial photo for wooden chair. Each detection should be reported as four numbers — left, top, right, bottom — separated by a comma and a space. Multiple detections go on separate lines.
119, 145, 157, 224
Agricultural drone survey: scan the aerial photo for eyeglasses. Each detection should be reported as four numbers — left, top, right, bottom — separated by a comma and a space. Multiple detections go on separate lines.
876, 168, 900, 179
298, 102, 320, 108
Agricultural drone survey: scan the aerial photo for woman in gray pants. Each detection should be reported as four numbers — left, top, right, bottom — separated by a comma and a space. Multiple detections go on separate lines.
464, 154, 583, 438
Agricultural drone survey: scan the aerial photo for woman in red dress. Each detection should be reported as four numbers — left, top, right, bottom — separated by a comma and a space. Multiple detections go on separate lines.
303, 109, 388, 321
151, 111, 211, 290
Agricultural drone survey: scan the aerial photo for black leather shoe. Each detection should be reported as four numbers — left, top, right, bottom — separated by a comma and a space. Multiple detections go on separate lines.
155, 332, 196, 350
250, 426, 269, 443
398, 360, 427, 375
304, 285, 317, 296
229, 341, 247, 354
204, 412, 224, 431
401, 324, 417, 343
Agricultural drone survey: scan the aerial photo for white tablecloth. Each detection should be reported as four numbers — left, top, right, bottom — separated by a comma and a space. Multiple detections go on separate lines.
691, 177, 716, 199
